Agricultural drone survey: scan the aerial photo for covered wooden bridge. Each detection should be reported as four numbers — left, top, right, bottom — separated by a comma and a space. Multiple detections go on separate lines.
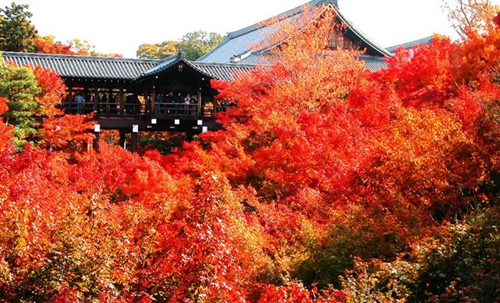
2, 51, 255, 151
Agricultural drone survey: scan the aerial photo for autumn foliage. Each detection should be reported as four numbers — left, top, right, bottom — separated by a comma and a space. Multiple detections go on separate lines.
1, 2, 500, 302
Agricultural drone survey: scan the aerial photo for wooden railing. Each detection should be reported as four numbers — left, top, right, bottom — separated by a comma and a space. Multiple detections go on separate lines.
59, 102, 228, 118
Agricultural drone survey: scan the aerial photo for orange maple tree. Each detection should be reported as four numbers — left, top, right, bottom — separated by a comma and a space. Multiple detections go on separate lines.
2, 1, 500, 302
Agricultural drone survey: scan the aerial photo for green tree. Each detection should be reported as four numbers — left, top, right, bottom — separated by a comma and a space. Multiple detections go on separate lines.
136, 40, 178, 59
177, 30, 223, 60
0, 2, 37, 52
67, 38, 94, 56
136, 31, 222, 60
0, 60, 41, 147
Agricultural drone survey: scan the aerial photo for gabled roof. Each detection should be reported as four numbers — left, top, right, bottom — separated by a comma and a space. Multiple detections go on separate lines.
197, 0, 391, 65
385, 35, 434, 54
138, 51, 257, 81
1, 51, 158, 80
139, 52, 190, 78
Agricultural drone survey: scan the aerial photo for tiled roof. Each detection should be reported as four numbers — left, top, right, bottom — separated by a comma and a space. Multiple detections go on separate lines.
1, 51, 257, 82
139, 53, 183, 77
191, 62, 257, 81
358, 55, 388, 71
386, 36, 434, 53
136, 52, 256, 81
197, 0, 391, 65
1, 51, 159, 80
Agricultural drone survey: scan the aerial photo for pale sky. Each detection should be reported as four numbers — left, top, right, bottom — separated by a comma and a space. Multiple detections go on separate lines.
13, 0, 494, 58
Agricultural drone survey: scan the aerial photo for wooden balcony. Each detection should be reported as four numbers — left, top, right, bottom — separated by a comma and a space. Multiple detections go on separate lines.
60, 101, 225, 134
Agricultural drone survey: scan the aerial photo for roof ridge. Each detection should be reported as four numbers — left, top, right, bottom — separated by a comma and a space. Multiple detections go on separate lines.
227, 0, 337, 40
192, 60, 258, 68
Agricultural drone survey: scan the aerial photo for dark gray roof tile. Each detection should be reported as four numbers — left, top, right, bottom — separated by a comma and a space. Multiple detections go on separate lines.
386, 36, 434, 53
358, 55, 388, 71
191, 62, 257, 81
1, 51, 158, 80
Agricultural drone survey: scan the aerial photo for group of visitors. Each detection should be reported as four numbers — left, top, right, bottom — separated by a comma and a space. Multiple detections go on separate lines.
153, 91, 198, 114
159, 91, 198, 104
66, 91, 220, 116
66, 92, 133, 115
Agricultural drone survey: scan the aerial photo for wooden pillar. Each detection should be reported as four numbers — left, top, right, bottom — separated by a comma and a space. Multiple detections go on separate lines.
119, 130, 126, 149
92, 86, 98, 112
93, 124, 100, 152
131, 132, 138, 152
197, 81, 202, 116
67, 87, 73, 114
84, 87, 89, 113
119, 87, 125, 114
151, 80, 156, 113
131, 125, 138, 152
108, 88, 113, 114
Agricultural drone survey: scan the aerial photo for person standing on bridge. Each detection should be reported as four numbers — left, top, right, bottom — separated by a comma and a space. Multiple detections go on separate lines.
184, 94, 193, 114
74, 92, 85, 114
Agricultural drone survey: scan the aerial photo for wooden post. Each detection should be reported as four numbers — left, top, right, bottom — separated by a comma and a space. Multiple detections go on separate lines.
119, 87, 125, 114
197, 82, 202, 116
93, 124, 100, 152
68, 87, 74, 114
151, 80, 156, 113
92, 86, 98, 112
131, 125, 138, 152
151, 91, 156, 113
119, 130, 126, 148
